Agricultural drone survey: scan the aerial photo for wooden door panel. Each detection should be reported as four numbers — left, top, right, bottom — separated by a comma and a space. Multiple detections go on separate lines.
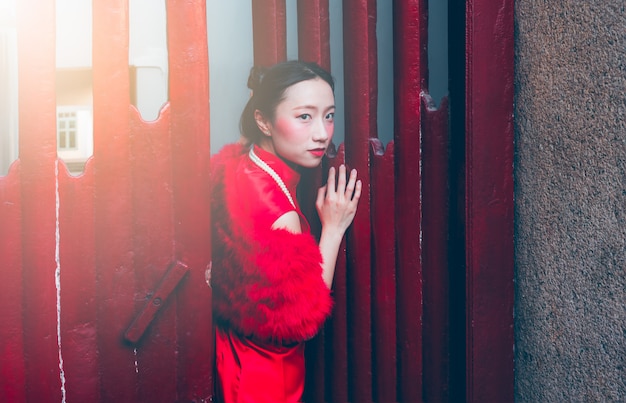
0, 0, 212, 401
0, 0, 514, 401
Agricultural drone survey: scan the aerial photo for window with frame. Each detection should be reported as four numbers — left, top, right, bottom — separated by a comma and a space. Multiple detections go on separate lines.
57, 110, 78, 150
55, 105, 93, 175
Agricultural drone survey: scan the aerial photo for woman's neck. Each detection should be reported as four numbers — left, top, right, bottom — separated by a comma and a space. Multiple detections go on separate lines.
256, 140, 300, 172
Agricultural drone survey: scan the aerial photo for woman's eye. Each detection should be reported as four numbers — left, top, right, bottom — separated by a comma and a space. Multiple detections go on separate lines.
325, 112, 335, 121
297, 114, 312, 121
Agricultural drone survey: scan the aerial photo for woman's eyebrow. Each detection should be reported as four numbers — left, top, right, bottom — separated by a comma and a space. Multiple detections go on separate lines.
292, 105, 336, 111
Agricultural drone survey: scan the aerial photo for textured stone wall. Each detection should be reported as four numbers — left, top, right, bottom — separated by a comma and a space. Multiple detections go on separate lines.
514, 1, 626, 401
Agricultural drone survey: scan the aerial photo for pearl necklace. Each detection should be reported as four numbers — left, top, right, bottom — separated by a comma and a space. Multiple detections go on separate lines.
248, 147, 296, 209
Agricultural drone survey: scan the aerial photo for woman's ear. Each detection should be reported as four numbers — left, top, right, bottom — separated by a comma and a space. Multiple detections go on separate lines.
254, 110, 272, 137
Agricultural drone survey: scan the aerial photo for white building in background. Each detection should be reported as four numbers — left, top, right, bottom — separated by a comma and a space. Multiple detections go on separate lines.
0, 1, 18, 175
1, 0, 445, 176
54, 0, 94, 174
0, 0, 170, 175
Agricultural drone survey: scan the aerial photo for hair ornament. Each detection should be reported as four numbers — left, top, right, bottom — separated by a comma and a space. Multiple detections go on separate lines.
247, 66, 267, 92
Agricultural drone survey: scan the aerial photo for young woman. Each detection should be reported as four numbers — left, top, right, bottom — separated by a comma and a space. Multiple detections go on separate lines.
210, 60, 362, 402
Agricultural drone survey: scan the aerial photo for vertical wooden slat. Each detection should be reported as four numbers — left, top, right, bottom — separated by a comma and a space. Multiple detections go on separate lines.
322, 145, 349, 403
342, 1, 376, 401
370, 139, 397, 403
166, 0, 213, 400
422, 94, 450, 402
465, 0, 515, 401
58, 161, 100, 402
16, 0, 62, 400
92, 0, 138, 400
297, 0, 330, 70
393, 0, 428, 401
252, 0, 286, 66
0, 163, 26, 403
130, 107, 178, 402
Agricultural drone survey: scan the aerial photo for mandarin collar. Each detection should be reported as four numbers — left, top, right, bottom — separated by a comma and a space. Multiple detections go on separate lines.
251, 145, 301, 193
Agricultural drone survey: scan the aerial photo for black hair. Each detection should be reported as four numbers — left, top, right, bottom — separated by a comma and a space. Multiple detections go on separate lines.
239, 60, 335, 145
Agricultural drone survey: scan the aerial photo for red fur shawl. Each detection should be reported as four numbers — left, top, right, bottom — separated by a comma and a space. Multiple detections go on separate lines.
210, 143, 332, 344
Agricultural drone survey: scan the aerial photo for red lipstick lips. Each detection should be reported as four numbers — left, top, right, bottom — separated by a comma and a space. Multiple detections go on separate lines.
309, 149, 326, 157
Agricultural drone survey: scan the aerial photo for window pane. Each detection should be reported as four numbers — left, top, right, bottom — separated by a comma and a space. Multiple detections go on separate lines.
59, 132, 66, 148
56, 0, 93, 176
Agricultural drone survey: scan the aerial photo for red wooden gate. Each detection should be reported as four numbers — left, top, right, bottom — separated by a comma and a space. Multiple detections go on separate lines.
250, 1, 514, 402
1, 0, 212, 401
0, 0, 513, 402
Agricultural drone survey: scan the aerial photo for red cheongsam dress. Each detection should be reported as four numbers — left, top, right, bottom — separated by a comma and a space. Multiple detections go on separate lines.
210, 144, 333, 403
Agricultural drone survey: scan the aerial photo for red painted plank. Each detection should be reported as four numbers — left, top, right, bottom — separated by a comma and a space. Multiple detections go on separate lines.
166, 0, 213, 400
342, 1, 376, 400
92, 0, 138, 401
252, 0, 286, 66
297, 0, 331, 70
0, 163, 26, 403
323, 145, 349, 403
58, 161, 100, 402
370, 139, 397, 403
393, 0, 428, 400
343, 0, 378, 151
422, 94, 450, 402
127, 106, 178, 402
16, 0, 63, 400
465, 0, 515, 401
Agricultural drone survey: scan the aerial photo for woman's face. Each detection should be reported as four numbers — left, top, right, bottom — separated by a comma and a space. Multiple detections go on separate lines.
258, 78, 335, 168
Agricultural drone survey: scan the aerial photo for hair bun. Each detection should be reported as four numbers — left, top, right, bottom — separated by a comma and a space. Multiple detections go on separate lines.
247, 66, 267, 91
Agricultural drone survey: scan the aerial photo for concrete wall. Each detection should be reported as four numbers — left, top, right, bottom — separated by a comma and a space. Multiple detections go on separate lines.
514, 1, 626, 401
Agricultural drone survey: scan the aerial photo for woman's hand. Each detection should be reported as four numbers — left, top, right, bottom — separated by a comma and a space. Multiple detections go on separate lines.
316, 164, 362, 235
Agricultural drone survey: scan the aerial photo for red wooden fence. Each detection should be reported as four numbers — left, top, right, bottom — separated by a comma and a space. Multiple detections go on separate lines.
1, 0, 212, 402
251, 1, 450, 402
249, 1, 514, 402
0, 0, 513, 401
393, 1, 428, 401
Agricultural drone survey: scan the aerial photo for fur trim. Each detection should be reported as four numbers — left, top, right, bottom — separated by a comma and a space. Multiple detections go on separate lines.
210, 144, 332, 343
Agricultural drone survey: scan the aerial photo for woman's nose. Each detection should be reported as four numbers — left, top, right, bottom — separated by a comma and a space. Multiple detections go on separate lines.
312, 119, 330, 141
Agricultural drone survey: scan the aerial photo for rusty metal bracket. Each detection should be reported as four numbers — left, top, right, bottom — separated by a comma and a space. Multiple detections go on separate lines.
124, 260, 190, 344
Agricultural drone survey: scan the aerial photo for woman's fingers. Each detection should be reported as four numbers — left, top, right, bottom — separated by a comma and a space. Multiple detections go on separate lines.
327, 166, 336, 194
352, 179, 362, 204
336, 165, 347, 196
345, 168, 358, 198
327, 165, 361, 200
318, 165, 362, 231
316, 184, 327, 209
